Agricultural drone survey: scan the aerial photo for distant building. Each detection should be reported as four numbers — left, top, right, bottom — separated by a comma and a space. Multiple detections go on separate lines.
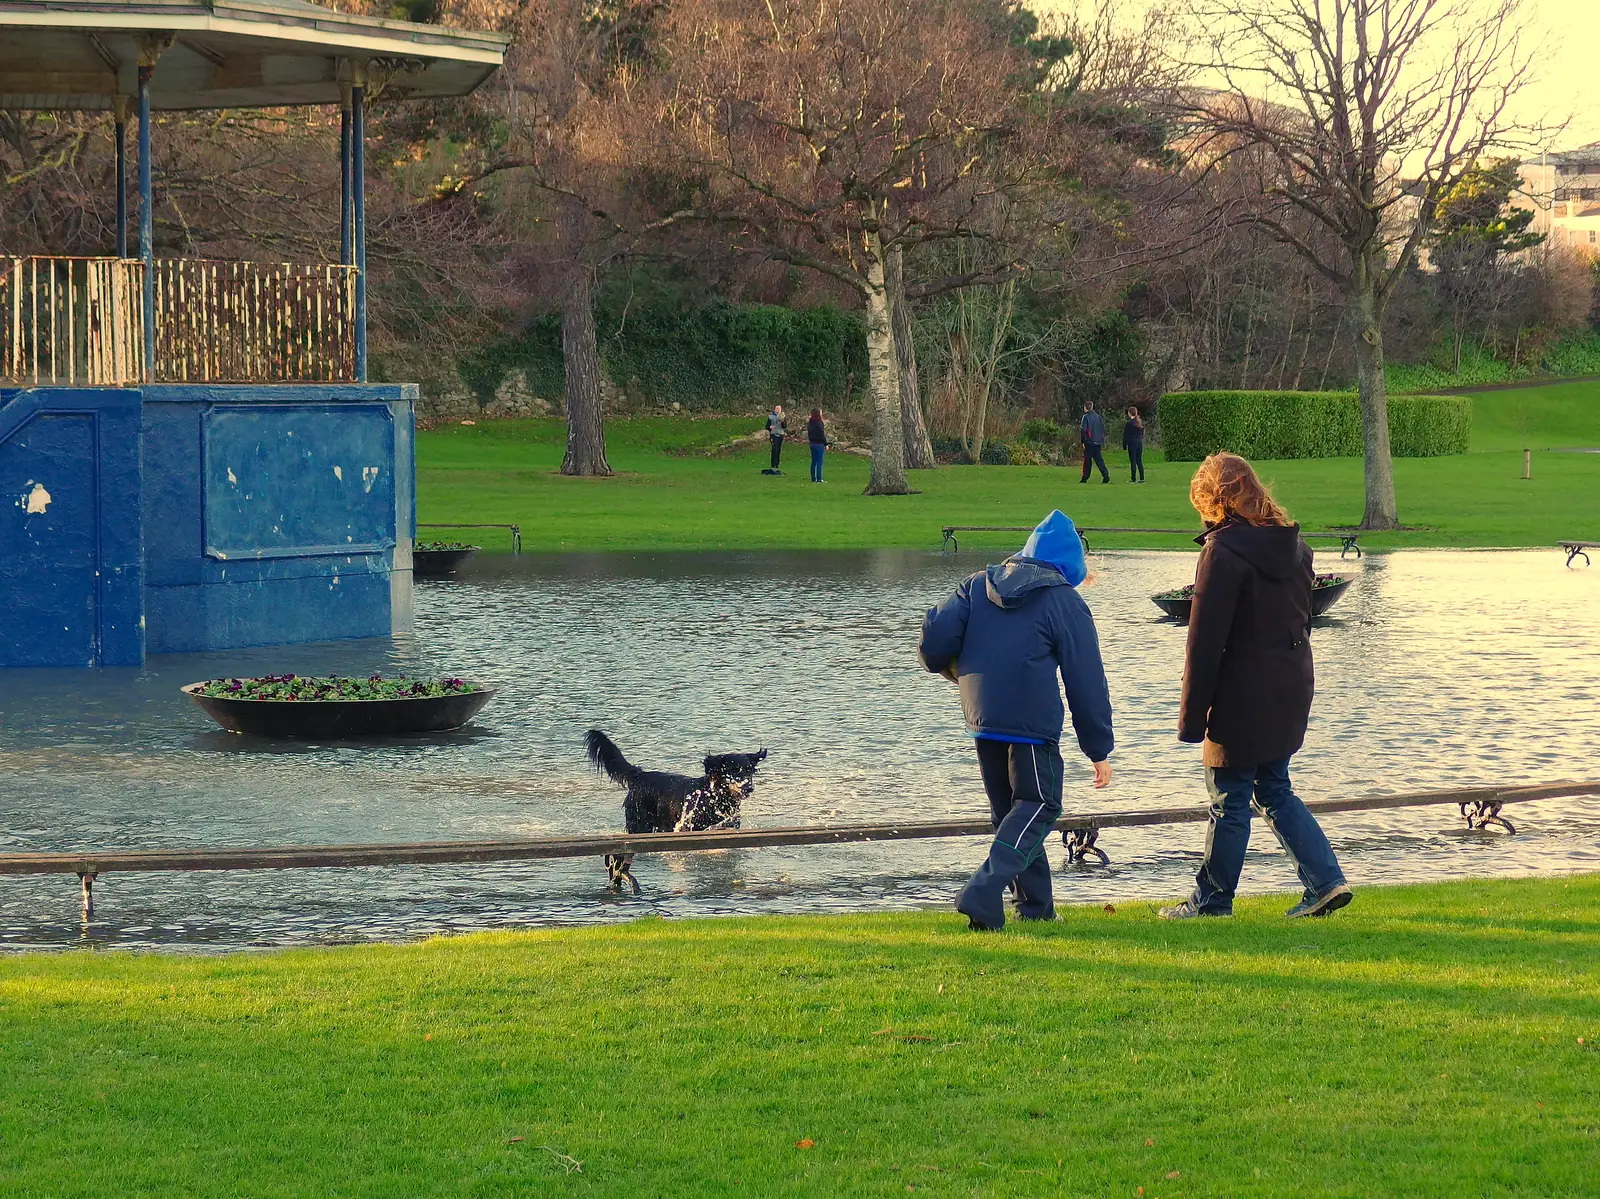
1519, 143, 1600, 256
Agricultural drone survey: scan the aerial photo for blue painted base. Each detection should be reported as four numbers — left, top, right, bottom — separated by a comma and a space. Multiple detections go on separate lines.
0, 383, 417, 667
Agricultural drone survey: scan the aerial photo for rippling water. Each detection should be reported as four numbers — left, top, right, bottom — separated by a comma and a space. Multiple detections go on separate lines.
1, 548, 1596, 951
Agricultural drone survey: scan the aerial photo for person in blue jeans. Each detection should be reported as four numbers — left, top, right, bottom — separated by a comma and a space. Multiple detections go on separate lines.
919, 510, 1114, 929
1161, 453, 1351, 920
807, 407, 827, 482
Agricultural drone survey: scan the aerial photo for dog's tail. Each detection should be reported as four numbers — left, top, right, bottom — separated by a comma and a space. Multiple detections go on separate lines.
585, 729, 640, 786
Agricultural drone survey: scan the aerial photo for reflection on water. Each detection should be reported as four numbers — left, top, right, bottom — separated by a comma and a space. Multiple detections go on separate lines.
1, 548, 1596, 951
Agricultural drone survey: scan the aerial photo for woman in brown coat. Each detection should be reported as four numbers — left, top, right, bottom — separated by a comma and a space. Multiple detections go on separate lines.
1159, 453, 1352, 920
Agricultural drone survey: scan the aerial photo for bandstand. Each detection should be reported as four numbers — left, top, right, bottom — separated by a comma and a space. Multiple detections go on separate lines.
0, 0, 507, 666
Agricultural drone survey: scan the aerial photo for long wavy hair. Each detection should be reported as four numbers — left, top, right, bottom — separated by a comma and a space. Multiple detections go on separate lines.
1189, 453, 1292, 528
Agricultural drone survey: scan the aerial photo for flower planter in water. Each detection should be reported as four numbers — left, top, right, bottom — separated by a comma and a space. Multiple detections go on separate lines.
413, 542, 480, 577
183, 676, 494, 738
1152, 575, 1353, 623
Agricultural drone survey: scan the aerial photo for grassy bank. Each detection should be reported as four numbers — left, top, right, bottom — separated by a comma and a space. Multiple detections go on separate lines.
415, 383, 1599, 552
2, 875, 1597, 1195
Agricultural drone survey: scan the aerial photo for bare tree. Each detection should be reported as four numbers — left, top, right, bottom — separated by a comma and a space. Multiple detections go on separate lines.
1181, 0, 1548, 528
660, 0, 1066, 495
886, 241, 936, 469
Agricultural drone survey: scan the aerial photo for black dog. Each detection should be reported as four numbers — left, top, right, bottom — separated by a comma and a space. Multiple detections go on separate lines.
585, 729, 766, 894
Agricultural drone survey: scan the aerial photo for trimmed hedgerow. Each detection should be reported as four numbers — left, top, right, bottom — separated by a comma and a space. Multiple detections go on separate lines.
1158, 390, 1472, 461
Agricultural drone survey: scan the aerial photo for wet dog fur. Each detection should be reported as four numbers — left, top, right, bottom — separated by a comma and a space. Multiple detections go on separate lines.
585, 729, 767, 893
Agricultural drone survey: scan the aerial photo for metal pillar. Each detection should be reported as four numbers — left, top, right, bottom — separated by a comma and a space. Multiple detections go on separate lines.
339, 85, 353, 267
352, 76, 367, 381
113, 96, 129, 259
137, 64, 155, 380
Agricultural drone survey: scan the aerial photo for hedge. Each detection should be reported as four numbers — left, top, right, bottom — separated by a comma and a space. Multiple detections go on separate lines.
457, 269, 868, 412
1158, 390, 1472, 461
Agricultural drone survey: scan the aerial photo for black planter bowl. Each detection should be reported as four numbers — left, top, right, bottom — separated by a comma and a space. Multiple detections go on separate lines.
1152, 577, 1353, 623
413, 546, 479, 577
182, 684, 495, 738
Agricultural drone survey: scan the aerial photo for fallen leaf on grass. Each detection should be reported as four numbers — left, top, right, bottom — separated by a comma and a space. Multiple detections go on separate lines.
795, 1139, 815, 1150
1144, 1139, 1154, 1147
872, 1027, 893, 1036
1103, 904, 1116, 914
507, 1137, 523, 1144
1166, 1170, 1181, 1179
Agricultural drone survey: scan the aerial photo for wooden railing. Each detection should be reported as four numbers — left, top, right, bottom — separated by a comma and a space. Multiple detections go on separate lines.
1, 256, 358, 387
2, 257, 145, 386
151, 259, 357, 383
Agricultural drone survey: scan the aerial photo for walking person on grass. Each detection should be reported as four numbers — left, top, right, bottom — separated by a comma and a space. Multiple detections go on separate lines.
1123, 405, 1146, 483
807, 407, 827, 483
1079, 400, 1110, 484
1160, 453, 1352, 921
765, 404, 788, 473
919, 510, 1114, 930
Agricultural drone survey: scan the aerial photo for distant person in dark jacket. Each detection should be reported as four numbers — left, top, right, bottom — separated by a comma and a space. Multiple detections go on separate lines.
919, 510, 1114, 930
1160, 453, 1352, 921
807, 408, 827, 482
1078, 401, 1109, 484
765, 405, 788, 472
1123, 405, 1145, 483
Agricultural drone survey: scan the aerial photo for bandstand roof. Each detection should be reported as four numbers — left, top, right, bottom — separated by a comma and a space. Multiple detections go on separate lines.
0, 0, 508, 111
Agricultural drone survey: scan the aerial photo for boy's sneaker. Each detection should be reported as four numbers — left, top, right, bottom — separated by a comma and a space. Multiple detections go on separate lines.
1285, 884, 1353, 919
1157, 898, 1231, 920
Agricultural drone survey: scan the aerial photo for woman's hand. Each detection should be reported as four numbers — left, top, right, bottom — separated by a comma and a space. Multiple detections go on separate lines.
1091, 760, 1112, 788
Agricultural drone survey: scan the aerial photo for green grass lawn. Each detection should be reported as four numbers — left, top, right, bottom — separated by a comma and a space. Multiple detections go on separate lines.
3, 875, 1597, 1196
416, 382, 1600, 553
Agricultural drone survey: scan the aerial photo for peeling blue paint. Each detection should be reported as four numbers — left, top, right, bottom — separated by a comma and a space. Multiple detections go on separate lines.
0, 388, 144, 667
0, 383, 416, 667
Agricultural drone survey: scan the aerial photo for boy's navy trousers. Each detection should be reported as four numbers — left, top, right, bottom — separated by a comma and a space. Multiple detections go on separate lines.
957, 738, 1064, 928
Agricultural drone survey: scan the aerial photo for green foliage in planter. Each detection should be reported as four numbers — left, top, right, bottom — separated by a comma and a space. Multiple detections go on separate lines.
1158, 390, 1472, 461
195, 675, 484, 701
414, 541, 477, 552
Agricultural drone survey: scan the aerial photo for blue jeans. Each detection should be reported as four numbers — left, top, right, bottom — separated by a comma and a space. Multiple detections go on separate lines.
809, 443, 825, 481
958, 739, 1064, 927
1190, 758, 1346, 913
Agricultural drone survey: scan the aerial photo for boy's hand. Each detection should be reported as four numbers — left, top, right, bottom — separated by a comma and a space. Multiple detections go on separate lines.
1090, 760, 1112, 788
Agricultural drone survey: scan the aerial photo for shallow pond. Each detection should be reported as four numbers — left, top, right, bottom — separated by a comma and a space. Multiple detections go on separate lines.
1, 548, 1596, 951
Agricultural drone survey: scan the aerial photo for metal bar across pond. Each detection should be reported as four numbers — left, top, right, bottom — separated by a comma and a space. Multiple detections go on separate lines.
940, 525, 1363, 557
2, 782, 1593, 880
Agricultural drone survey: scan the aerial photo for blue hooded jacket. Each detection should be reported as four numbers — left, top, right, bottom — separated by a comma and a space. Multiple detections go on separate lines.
918, 511, 1114, 759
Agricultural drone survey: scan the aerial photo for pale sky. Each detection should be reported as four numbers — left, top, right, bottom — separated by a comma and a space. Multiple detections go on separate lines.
1038, 0, 1599, 149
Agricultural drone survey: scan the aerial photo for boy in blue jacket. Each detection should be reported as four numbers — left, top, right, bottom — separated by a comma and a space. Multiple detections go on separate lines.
919, 510, 1114, 929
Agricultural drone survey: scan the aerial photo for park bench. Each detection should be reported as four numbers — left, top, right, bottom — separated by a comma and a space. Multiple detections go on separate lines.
1559, 540, 1596, 567
418, 522, 522, 554
940, 524, 1362, 557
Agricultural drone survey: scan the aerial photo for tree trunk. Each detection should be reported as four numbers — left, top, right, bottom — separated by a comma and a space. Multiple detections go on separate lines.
887, 243, 935, 470
862, 230, 910, 496
1348, 288, 1398, 530
560, 267, 611, 478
